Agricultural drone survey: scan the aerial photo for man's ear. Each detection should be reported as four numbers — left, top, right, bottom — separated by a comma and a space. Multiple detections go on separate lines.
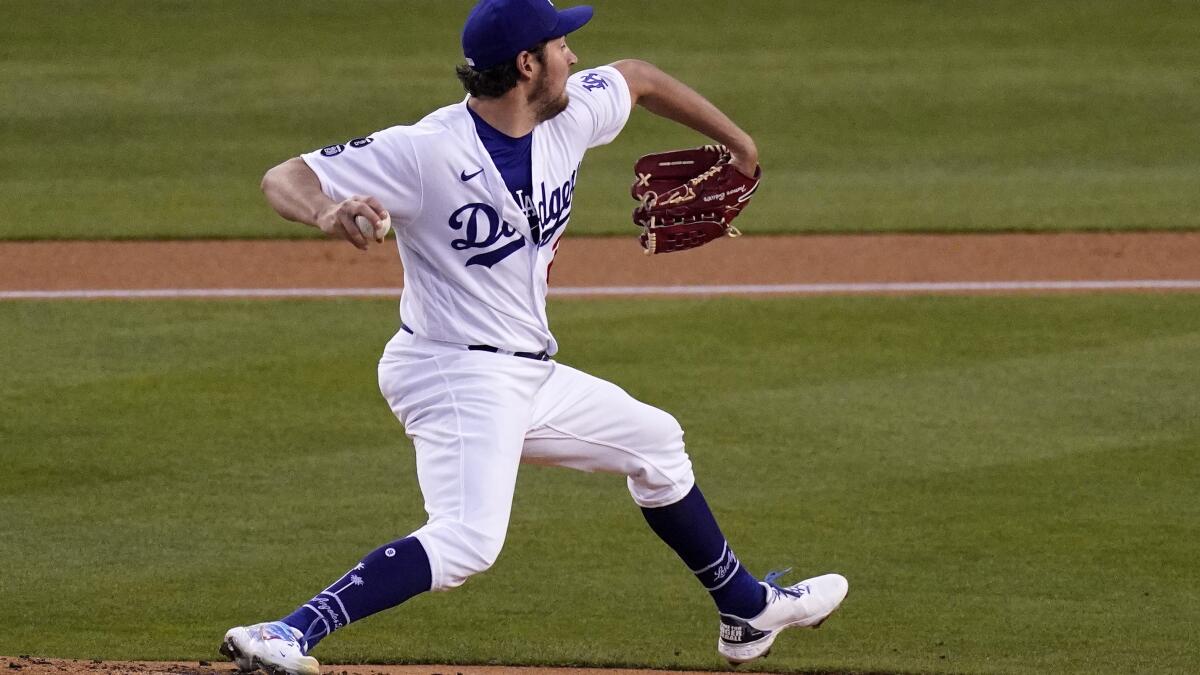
516, 50, 538, 80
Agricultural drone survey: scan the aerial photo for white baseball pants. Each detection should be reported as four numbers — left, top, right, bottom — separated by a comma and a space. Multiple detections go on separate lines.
377, 328, 695, 591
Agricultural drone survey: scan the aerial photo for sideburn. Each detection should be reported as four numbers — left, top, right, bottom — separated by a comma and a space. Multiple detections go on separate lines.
529, 70, 569, 122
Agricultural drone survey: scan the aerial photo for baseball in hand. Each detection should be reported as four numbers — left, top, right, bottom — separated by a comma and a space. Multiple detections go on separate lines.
355, 213, 393, 243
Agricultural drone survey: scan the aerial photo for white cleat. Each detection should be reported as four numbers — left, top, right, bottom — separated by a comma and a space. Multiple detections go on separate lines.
717, 570, 849, 665
220, 621, 320, 675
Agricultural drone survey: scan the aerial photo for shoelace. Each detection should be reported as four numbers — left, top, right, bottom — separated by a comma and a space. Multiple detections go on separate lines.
261, 622, 306, 651
763, 568, 810, 599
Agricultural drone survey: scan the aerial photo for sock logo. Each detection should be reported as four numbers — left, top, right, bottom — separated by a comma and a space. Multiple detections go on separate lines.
313, 596, 343, 631
696, 543, 741, 591
712, 555, 737, 583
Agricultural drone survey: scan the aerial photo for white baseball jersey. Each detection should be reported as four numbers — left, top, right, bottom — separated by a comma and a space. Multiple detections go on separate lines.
302, 66, 632, 355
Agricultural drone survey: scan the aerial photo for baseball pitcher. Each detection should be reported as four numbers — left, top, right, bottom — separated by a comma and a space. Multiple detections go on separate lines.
221, 2, 847, 673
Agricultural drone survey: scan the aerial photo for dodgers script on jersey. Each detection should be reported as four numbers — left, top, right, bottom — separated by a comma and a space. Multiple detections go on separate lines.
302, 66, 631, 355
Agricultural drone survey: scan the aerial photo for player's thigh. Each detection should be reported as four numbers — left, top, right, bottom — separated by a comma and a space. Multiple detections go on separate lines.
522, 363, 693, 507
379, 348, 542, 546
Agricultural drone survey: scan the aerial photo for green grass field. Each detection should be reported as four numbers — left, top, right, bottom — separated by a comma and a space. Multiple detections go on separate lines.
2, 295, 1198, 674
2, 0, 1199, 239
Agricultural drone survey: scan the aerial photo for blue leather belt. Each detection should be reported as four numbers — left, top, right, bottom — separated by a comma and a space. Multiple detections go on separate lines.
401, 323, 550, 361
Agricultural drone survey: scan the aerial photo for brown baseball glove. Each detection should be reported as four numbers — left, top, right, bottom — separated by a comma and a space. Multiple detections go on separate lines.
630, 145, 761, 255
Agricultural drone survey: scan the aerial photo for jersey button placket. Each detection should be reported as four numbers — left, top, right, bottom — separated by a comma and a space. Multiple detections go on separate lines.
527, 131, 552, 350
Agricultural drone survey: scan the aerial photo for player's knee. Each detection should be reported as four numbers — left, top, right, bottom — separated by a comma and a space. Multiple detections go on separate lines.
413, 519, 507, 591
640, 407, 685, 453
626, 410, 694, 507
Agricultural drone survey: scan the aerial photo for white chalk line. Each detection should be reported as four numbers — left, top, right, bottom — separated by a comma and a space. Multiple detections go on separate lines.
2, 280, 1200, 300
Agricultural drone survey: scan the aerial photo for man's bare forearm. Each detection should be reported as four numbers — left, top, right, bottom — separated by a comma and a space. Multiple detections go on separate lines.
261, 157, 388, 250
261, 157, 336, 229
611, 59, 758, 172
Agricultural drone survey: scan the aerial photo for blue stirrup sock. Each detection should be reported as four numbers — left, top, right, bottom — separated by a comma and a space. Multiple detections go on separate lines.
280, 487, 765, 650
280, 536, 432, 651
640, 485, 767, 619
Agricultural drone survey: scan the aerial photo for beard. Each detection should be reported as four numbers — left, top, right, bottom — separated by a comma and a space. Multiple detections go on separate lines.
529, 71, 570, 122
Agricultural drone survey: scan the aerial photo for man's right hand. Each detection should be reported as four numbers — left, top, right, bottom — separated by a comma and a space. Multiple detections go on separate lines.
317, 195, 390, 251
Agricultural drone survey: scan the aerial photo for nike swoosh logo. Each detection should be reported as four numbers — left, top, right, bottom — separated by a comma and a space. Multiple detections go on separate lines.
460, 168, 484, 181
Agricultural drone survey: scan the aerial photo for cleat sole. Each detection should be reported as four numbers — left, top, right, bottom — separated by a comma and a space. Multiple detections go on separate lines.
218, 638, 240, 664
813, 586, 849, 629
220, 637, 257, 674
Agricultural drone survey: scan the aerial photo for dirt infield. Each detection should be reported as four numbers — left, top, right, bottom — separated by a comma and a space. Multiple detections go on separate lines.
1, 232, 1198, 294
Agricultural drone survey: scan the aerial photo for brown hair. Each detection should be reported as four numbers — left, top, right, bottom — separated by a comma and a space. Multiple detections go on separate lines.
455, 41, 548, 98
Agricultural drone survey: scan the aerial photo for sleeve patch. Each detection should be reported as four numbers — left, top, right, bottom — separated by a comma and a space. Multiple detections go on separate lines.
320, 144, 345, 157
580, 72, 609, 91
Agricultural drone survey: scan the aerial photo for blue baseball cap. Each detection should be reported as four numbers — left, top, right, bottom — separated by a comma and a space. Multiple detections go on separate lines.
462, 0, 593, 71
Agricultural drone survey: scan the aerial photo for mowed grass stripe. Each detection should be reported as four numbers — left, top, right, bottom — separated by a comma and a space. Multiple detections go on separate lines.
1, 296, 1197, 674
1, 0, 1199, 239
